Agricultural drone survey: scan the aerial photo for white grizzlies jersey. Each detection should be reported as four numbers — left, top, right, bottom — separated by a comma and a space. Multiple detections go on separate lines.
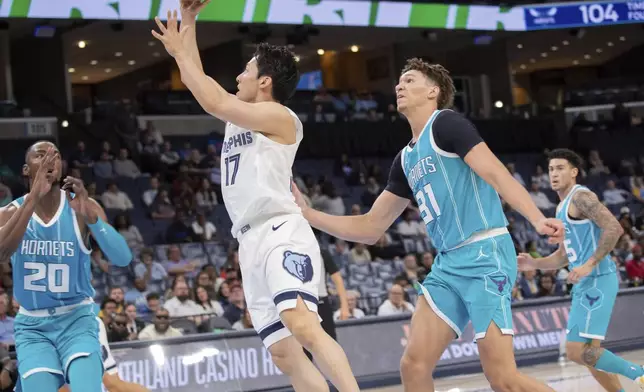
221, 107, 303, 237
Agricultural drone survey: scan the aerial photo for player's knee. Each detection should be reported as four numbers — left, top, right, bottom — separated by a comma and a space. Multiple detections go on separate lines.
486, 371, 520, 392
268, 343, 297, 375
400, 350, 434, 381
282, 311, 319, 350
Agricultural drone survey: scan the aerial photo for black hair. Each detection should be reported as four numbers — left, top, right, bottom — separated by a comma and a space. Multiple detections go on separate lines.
547, 148, 584, 170
25, 140, 56, 162
254, 43, 299, 104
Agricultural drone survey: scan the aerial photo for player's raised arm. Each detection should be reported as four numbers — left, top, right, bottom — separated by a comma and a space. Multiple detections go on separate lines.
570, 190, 624, 267
293, 150, 411, 244
179, 0, 210, 73
152, 11, 295, 142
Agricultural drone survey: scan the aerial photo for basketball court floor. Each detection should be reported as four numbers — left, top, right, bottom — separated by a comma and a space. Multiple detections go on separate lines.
369, 349, 644, 392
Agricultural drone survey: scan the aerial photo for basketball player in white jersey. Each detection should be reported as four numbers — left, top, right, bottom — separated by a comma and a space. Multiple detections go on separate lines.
152, 7, 360, 392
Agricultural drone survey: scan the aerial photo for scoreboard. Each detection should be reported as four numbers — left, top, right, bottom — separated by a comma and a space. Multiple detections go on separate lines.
524, 1, 644, 30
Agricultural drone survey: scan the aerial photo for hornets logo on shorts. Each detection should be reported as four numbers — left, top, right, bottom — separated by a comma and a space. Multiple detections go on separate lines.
282, 251, 314, 283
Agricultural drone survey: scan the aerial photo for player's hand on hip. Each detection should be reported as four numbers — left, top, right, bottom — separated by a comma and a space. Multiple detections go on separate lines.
567, 263, 593, 284
180, 0, 211, 19
30, 147, 57, 200
535, 218, 565, 244
291, 180, 309, 210
152, 10, 190, 58
517, 253, 537, 271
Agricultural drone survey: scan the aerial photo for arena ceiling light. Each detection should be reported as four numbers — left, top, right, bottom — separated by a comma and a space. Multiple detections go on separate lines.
619, 36, 626, 41
584, 54, 591, 59
105, 68, 112, 73
90, 60, 98, 65
596, 48, 603, 53
317, 49, 325, 55
115, 51, 123, 57
68, 67, 75, 73
294, 55, 300, 62
152, 52, 160, 57
148, 41, 155, 46
350, 45, 359, 53
128, 60, 136, 65
61, 120, 69, 128
573, 60, 579, 65
540, 52, 548, 57
520, 64, 526, 69
551, 46, 558, 51
77, 40, 86, 48
562, 40, 569, 46
494, 101, 503, 108
607, 41, 614, 47
82, 76, 89, 80
529, 58, 536, 63
516, 44, 523, 49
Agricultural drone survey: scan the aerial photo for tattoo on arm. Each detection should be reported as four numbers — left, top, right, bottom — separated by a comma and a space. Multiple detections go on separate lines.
571, 191, 623, 266
581, 345, 604, 367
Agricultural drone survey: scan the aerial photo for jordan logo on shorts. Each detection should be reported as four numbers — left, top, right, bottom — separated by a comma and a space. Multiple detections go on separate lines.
585, 294, 600, 306
475, 247, 488, 261
282, 250, 314, 283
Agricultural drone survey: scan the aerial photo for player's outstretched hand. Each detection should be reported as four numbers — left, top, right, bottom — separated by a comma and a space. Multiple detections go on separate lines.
517, 253, 537, 271
30, 147, 57, 200
534, 217, 565, 244
63, 177, 94, 220
152, 10, 190, 58
180, 0, 211, 19
291, 181, 309, 211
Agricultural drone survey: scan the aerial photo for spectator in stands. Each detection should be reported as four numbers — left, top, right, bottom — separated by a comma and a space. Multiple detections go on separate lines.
330, 239, 351, 268
195, 178, 218, 211
109, 287, 126, 313
107, 312, 130, 343
192, 212, 217, 242
506, 163, 525, 186
166, 210, 195, 243
150, 188, 176, 219
194, 285, 224, 317
9, 297, 17, 318
0, 343, 17, 391
370, 234, 404, 261
217, 281, 231, 307
632, 176, 644, 202
350, 204, 361, 215
625, 245, 644, 287
334, 290, 365, 320
90, 248, 109, 297
0, 295, 14, 346
94, 152, 115, 179
124, 303, 145, 337
138, 308, 183, 340
531, 165, 550, 190
195, 271, 215, 296
143, 293, 161, 319
314, 182, 345, 216
100, 141, 115, 160
420, 251, 434, 275
232, 308, 254, 331
361, 177, 381, 207
164, 245, 199, 278
102, 182, 134, 210
70, 141, 93, 169
124, 278, 150, 312
0, 182, 11, 208
377, 284, 414, 316
397, 209, 428, 253
100, 298, 118, 325
142, 176, 161, 207
164, 280, 205, 321
511, 284, 523, 302
537, 274, 564, 298
113, 148, 141, 178
519, 270, 540, 299
86, 182, 98, 200
160, 141, 181, 169
223, 283, 245, 325
529, 181, 555, 210
588, 150, 610, 176
350, 243, 372, 264
603, 179, 630, 205
135, 248, 168, 295
402, 254, 420, 283
114, 213, 144, 252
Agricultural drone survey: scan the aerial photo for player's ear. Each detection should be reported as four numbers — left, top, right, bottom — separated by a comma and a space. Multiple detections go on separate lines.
427, 85, 439, 101
22, 164, 30, 177
259, 75, 272, 89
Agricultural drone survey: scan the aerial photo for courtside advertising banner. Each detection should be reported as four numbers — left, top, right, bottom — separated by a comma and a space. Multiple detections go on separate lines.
110, 289, 644, 391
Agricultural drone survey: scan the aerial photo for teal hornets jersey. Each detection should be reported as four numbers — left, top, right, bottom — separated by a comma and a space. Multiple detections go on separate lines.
10, 189, 95, 310
400, 110, 508, 252
556, 184, 616, 278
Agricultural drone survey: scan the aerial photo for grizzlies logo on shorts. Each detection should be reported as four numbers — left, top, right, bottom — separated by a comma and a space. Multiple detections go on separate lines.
282, 251, 314, 283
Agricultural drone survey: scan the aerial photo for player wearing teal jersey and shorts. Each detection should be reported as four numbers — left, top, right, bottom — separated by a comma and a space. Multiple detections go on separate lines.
293, 58, 565, 392
519, 149, 644, 392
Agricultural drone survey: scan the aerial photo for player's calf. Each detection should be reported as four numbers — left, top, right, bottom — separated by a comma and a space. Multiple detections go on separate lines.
268, 336, 329, 392
567, 341, 644, 383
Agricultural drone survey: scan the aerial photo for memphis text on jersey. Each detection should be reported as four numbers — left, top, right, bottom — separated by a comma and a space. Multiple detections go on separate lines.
408, 157, 437, 190
20, 240, 76, 257
222, 131, 254, 154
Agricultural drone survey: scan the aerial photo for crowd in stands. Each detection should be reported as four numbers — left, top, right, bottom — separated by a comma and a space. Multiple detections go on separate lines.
0, 108, 642, 345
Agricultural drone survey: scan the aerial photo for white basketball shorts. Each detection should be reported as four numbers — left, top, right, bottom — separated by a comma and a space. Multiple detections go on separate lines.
97, 318, 118, 375
238, 213, 322, 348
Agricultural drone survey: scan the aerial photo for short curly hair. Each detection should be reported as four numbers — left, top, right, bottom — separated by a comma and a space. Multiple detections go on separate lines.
401, 58, 455, 110
254, 43, 299, 104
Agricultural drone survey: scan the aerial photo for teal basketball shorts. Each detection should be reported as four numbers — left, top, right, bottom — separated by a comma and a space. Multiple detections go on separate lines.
417, 231, 517, 340
566, 272, 618, 343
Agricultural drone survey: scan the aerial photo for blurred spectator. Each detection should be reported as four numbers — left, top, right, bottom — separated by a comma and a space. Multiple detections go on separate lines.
420, 252, 434, 275
163, 245, 199, 278
0, 183, 11, 208
588, 150, 610, 176
537, 274, 564, 297
511, 284, 524, 302
165, 280, 204, 319
625, 245, 644, 287
0, 295, 14, 346
192, 213, 217, 242
397, 209, 428, 253
195, 271, 216, 296
603, 180, 630, 205
150, 189, 176, 219
632, 177, 644, 202
232, 308, 254, 331
361, 177, 381, 207
334, 290, 365, 320
114, 213, 144, 252
94, 152, 115, 179
124, 279, 150, 312
138, 308, 183, 340
166, 210, 195, 243
402, 254, 419, 283
113, 148, 141, 178
531, 165, 550, 190
377, 284, 414, 316
350, 204, 361, 215
102, 182, 134, 210
107, 312, 130, 343
529, 182, 555, 210
506, 163, 525, 187
70, 141, 94, 169
173, 180, 197, 215
135, 248, 168, 295
195, 178, 218, 211
330, 239, 350, 268
313, 182, 345, 216
109, 287, 126, 313
145, 293, 161, 316
0, 344, 17, 391
194, 285, 224, 317
350, 243, 372, 264
223, 283, 245, 325
100, 141, 115, 160
160, 142, 181, 168
124, 303, 145, 336
217, 281, 231, 307
90, 248, 109, 296
142, 176, 161, 207
519, 270, 540, 299
370, 234, 404, 261
100, 298, 118, 325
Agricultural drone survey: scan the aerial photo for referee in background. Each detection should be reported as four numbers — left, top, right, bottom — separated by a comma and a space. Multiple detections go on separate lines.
305, 248, 350, 360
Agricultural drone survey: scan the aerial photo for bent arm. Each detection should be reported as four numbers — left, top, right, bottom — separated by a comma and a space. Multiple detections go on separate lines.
536, 246, 569, 270
85, 199, 133, 267
303, 190, 409, 245
174, 53, 294, 139
0, 197, 38, 261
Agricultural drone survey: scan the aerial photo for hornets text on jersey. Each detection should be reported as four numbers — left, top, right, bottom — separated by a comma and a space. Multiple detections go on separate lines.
10, 189, 94, 310
556, 184, 616, 278
398, 109, 508, 252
